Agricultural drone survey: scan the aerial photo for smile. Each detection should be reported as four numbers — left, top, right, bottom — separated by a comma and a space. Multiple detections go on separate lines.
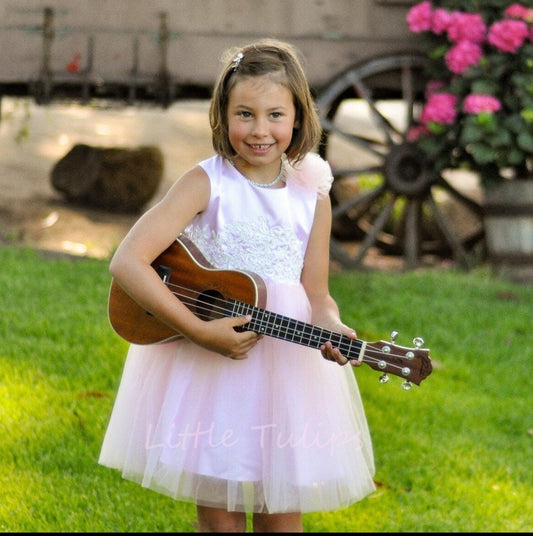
248, 144, 272, 150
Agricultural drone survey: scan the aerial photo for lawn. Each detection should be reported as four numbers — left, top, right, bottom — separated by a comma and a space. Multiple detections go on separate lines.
0, 246, 531, 532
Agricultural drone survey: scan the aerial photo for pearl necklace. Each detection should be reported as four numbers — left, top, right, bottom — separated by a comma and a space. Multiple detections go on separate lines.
231, 160, 285, 188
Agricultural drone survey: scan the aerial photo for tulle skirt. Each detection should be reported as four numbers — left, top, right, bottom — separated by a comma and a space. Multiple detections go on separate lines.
99, 282, 376, 513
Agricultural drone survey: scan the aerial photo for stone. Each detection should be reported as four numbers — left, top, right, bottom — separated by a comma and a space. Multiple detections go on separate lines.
51, 143, 164, 213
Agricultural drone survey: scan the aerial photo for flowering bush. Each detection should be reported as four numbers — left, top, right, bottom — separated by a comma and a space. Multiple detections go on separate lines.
406, 1, 533, 185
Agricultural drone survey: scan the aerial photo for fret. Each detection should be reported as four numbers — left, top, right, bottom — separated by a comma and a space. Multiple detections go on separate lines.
345, 337, 362, 360
308, 326, 324, 349
255, 308, 269, 334
287, 319, 299, 342
242, 303, 253, 318
231, 300, 245, 317
329, 331, 343, 348
319, 329, 334, 347
268, 312, 283, 338
279, 316, 291, 339
292, 320, 306, 344
301, 323, 315, 348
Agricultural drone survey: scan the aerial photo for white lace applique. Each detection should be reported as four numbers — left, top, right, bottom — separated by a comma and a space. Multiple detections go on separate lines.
184, 218, 304, 284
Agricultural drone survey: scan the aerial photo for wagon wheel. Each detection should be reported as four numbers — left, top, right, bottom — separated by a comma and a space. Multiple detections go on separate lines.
316, 53, 484, 270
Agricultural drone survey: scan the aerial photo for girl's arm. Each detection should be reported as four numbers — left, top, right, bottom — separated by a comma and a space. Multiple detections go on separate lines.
301, 194, 360, 367
109, 166, 260, 359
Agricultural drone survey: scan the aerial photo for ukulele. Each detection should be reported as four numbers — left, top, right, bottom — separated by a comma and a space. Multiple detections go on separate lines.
108, 235, 433, 388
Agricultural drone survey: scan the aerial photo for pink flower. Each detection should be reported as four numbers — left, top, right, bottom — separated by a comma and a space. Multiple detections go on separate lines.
505, 4, 533, 23
488, 20, 529, 53
406, 1, 433, 33
445, 41, 483, 74
432, 8, 452, 34
421, 93, 458, 125
406, 124, 430, 142
425, 79, 445, 99
506, 4, 527, 18
447, 12, 487, 43
463, 94, 502, 114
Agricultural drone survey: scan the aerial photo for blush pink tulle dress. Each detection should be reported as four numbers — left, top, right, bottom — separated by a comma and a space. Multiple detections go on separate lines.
99, 152, 376, 513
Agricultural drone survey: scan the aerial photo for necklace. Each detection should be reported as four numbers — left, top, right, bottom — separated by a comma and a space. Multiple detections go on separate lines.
231, 160, 284, 188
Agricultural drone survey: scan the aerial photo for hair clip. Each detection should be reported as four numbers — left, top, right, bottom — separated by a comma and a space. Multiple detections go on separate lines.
232, 52, 244, 71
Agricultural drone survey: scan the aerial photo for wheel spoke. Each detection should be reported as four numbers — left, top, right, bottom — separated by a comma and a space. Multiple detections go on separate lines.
399, 61, 418, 133
321, 116, 387, 158
332, 184, 386, 220
437, 175, 483, 215
351, 195, 397, 265
347, 73, 397, 145
333, 165, 383, 178
426, 195, 473, 269
404, 199, 421, 269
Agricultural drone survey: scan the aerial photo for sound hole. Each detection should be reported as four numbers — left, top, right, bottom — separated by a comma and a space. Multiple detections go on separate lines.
195, 290, 226, 321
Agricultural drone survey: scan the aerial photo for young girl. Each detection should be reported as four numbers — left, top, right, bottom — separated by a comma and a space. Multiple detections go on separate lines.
99, 39, 376, 533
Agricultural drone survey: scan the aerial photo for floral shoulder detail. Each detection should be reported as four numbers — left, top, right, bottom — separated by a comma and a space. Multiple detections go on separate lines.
286, 152, 334, 199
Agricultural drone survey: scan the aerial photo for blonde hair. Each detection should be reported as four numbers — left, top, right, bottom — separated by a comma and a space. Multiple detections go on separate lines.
209, 39, 321, 164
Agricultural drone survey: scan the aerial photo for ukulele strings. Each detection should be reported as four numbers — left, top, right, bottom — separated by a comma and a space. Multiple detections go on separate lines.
163, 280, 414, 370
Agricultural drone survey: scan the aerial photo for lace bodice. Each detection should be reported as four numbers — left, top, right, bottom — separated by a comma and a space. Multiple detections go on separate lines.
183, 153, 333, 284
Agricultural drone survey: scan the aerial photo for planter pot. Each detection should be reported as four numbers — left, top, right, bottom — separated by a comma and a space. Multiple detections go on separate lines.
483, 181, 533, 284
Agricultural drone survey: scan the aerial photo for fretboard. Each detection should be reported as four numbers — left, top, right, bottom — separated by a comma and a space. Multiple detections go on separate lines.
231, 299, 364, 358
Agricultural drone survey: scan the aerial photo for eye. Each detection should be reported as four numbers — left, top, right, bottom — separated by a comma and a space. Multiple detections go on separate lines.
270, 112, 283, 119
238, 111, 252, 119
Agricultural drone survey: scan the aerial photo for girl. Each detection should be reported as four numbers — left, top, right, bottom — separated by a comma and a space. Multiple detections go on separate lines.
99, 39, 376, 533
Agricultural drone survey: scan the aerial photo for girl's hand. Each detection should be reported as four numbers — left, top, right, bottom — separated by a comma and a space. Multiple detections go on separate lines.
193, 315, 261, 360
320, 328, 362, 367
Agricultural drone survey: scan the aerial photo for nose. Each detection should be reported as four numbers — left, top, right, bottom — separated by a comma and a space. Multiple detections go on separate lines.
251, 117, 269, 137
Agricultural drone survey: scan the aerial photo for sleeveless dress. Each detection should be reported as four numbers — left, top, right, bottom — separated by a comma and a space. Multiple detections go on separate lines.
99, 152, 376, 514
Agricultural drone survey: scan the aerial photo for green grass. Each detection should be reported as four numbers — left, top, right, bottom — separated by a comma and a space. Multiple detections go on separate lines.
1, 246, 531, 532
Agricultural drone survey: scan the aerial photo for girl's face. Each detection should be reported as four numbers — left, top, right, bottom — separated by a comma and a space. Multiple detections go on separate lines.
227, 75, 297, 179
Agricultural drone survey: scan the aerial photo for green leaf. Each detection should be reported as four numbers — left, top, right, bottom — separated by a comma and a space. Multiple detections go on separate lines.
426, 122, 448, 135
495, 147, 524, 168
470, 143, 495, 165
521, 109, 533, 123
460, 123, 483, 143
517, 131, 533, 152
504, 114, 527, 133
489, 128, 512, 148
470, 80, 498, 94
475, 113, 499, 131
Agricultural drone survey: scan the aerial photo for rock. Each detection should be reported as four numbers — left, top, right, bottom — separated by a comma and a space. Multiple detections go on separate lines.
51, 143, 164, 213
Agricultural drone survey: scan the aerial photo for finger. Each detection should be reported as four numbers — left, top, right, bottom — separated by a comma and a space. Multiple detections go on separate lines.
333, 348, 349, 366
320, 341, 338, 361
320, 342, 347, 365
321, 341, 335, 359
233, 314, 252, 327
230, 353, 249, 361
229, 315, 253, 333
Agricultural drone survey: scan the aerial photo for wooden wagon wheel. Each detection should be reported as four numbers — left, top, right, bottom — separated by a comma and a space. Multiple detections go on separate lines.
316, 53, 484, 270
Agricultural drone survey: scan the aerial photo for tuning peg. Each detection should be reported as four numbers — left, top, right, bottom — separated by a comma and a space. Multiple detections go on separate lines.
379, 373, 390, 384
390, 330, 398, 343
413, 337, 424, 348
402, 380, 412, 390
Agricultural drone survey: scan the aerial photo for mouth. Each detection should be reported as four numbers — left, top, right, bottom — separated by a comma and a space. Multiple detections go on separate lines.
247, 143, 273, 151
